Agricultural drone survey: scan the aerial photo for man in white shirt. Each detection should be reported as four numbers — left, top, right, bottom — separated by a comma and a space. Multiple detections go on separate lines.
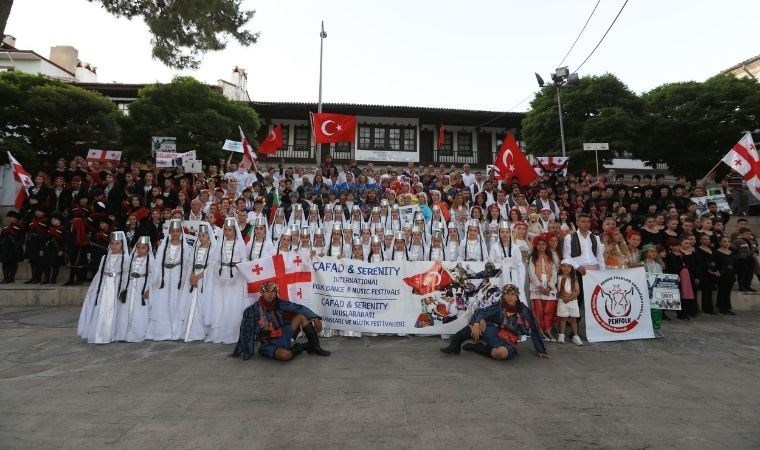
461, 164, 476, 188
224, 163, 251, 188
562, 213, 605, 308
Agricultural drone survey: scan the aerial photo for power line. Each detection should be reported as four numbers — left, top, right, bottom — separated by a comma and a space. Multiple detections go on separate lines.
557, 0, 601, 68
574, 0, 629, 73
475, 93, 536, 128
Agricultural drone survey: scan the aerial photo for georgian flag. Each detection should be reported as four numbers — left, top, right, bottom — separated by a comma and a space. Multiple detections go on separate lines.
86, 149, 122, 162
722, 132, 758, 177
533, 156, 570, 176
7, 152, 34, 209
239, 251, 313, 303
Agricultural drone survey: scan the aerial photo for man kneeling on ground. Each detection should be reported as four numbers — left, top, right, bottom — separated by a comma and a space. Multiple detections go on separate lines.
441, 284, 549, 361
231, 282, 331, 361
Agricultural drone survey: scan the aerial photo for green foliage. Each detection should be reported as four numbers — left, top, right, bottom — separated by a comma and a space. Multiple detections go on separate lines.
0, 71, 120, 166
521, 74, 644, 171
92, 0, 258, 69
120, 76, 259, 162
639, 74, 760, 181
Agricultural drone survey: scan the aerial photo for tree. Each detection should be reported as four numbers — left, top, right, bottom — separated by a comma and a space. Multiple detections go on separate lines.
0, 71, 120, 167
521, 74, 644, 172
0, 0, 258, 69
120, 76, 259, 162
639, 74, 760, 182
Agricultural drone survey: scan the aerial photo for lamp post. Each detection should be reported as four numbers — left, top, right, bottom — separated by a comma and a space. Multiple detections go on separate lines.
535, 67, 579, 158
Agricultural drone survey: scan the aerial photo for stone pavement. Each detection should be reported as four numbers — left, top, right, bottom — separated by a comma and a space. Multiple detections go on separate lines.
1, 307, 759, 449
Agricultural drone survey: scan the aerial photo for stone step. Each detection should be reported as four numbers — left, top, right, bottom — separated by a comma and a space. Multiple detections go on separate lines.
0, 285, 87, 307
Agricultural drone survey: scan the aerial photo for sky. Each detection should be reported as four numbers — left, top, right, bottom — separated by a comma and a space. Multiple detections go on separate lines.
5, 0, 760, 112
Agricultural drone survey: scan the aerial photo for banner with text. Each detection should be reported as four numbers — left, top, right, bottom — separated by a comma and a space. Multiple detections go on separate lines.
306, 257, 502, 334
583, 267, 655, 343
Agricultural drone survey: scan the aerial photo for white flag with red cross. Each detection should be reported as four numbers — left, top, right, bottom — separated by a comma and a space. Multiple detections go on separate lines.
721, 132, 760, 200
239, 251, 313, 303
533, 156, 569, 177
7, 152, 34, 209
86, 149, 122, 162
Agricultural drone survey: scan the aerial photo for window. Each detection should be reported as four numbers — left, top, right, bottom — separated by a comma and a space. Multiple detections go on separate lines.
0, 67, 14, 72
439, 131, 453, 156
335, 142, 353, 156
294, 126, 310, 151
117, 103, 130, 116
358, 124, 416, 152
457, 131, 473, 157
389, 128, 401, 150
373, 127, 386, 150
359, 126, 371, 149
403, 128, 416, 151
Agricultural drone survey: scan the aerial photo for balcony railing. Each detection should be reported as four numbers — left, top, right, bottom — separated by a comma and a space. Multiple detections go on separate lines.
257, 144, 314, 160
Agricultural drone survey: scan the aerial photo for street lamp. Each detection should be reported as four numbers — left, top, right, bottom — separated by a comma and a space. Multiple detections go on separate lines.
535, 66, 579, 158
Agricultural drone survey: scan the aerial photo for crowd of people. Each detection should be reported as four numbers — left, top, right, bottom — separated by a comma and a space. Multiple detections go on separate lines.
1, 154, 758, 360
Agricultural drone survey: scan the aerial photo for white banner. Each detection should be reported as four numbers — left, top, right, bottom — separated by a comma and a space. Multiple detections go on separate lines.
222, 139, 243, 153
156, 150, 196, 168
691, 194, 731, 214
583, 268, 655, 343
152, 136, 176, 153
646, 273, 681, 310
239, 254, 505, 335
184, 159, 203, 173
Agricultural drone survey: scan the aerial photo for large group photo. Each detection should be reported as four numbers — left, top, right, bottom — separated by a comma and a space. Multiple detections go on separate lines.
2, 1, 760, 448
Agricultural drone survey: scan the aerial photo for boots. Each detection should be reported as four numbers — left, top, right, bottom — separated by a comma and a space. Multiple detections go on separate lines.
1, 268, 10, 284
25, 265, 40, 284
303, 322, 331, 356
62, 269, 77, 286
290, 342, 309, 358
50, 267, 59, 284
440, 325, 472, 354
463, 342, 492, 358
40, 267, 50, 285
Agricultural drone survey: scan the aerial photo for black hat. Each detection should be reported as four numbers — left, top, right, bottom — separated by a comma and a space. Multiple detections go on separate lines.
93, 201, 107, 212
33, 206, 47, 214
99, 216, 114, 225
5, 211, 21, 219
50, 212, 65, 222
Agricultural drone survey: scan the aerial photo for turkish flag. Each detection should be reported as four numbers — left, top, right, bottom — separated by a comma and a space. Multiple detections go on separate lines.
403, 261, 453, 296
258, 124, 283, 155
312, 113, 356, 144
494, 133, 538, 185
239, 252, 313, 302
438, 122, 445, 149
7, 152, 34, 210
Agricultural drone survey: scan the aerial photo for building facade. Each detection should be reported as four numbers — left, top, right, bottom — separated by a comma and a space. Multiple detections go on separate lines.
722, 54, 760, 81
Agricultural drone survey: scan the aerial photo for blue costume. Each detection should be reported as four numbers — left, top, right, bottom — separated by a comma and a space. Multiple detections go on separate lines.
232, 297, 323, 360
469, 301, 546, 358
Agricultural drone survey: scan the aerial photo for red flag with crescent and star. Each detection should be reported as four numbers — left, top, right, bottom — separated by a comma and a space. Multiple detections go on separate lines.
312, 113, 357, 144
403, 261, 453, 296
239, 252, 313, 302
493, 132, 538, 185
258, 124, 283, 155
7, 152, 34, 210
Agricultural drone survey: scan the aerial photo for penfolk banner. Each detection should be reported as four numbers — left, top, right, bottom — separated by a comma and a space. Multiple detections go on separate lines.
583, 268, 655, 343
239, 253, 505, 335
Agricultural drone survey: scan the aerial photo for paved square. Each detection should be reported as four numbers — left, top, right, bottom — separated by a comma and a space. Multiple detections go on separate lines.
1, 306, 759, 449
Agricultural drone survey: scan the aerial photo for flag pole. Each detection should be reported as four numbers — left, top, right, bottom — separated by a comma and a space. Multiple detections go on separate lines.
696, 160, 724, 187
316, 21, 327, 165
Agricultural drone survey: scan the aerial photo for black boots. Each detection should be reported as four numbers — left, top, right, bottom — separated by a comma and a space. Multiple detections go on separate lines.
303, 322, 331, 356
50, 267, 59, 284
290, 342, 309, 358
440, 326, 472, 354
40, 267, 50, 285
463, 342, 492, 358
25, 265, 40, 284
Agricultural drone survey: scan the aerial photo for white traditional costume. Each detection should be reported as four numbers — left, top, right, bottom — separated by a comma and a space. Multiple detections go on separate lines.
114, 236, 154, 342
180, 223, 217, 342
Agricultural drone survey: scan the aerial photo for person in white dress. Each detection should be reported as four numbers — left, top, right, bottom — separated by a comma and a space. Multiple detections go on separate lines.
311, 229, 326, 258
458, 220, 487, 261
488, 221, 527, 304
181, 223, 217, 342
367, 235, 385, 262
146, 220, 191, 341
425, 231, 449, 262
325, 223, 344, 258
78, 231, 129, 344
206, 217, 248, 344
408, 226, 426, 262
391, 232, 409, 261
445, 222, 461, 261
246, 217, 275, 261
114, 235, 154, 342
